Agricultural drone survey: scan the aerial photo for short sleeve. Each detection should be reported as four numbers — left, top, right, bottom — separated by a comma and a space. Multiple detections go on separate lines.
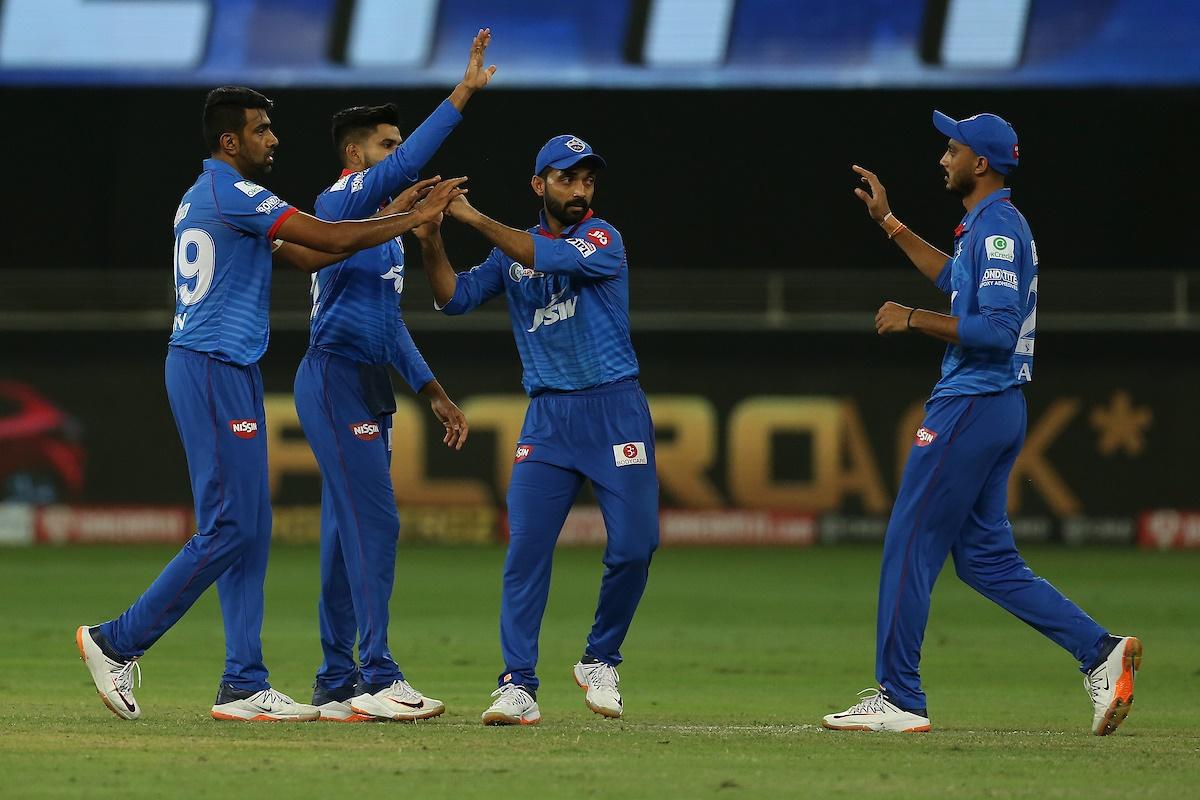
213, 177, 298, 241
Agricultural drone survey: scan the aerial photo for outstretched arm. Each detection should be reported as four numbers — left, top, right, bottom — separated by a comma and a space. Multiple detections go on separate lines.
853, 165, 951, 284
273, 177, 467, 255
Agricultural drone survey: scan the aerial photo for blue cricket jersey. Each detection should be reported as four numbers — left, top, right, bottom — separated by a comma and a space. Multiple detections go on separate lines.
307, 99, 462, 392
441, 209, 640, 395
932, 188, 1037, 398
170, 158, 299, 365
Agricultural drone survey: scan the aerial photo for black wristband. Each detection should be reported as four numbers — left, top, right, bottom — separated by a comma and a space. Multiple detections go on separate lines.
907, 308, 917, 329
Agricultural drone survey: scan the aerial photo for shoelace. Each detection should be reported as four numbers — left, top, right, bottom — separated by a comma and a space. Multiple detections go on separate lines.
252, 688, 292, 708
845, 688, 889, 715
389, 680, 422, 702
113, 659, 141, 695
1085, 668, 1107, 701
582, 663, 618, 691
490, 684, 530, 705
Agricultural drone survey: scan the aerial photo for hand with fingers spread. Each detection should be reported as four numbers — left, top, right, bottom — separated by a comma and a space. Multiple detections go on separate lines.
379, 175, 442, 216
852, 164, 893, 222
415, 176, 468, 222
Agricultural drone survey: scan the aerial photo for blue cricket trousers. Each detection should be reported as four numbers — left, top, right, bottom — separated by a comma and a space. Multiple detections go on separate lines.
500, 378, 660, 691
876, 388, 1108, 711
100, 347, 272, 691
294, 349, 403, 689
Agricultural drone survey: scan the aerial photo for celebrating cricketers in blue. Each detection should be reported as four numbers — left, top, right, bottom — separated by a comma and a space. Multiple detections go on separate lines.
822, 111, 1141, 736
417, 135, 659, 725
76, 86, 466, 722
292, 29, 494, 723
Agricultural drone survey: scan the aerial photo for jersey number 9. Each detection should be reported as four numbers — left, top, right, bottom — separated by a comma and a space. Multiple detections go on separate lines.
175, 228, 216, 306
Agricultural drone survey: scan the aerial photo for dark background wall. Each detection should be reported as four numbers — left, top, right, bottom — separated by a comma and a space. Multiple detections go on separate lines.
1, 87, 1192, 272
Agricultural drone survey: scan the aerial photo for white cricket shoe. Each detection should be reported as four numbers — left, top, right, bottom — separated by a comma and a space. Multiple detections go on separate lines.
211, 685, 319, 722
76, 625, 141, 720
349, 679, 446, 721
315, 699, 368, 722
481, 684, 541, 726
822, 688, 931, 733
311, 683, 369, 722
573, 661, 623, 719
1086, 635, 1142, 736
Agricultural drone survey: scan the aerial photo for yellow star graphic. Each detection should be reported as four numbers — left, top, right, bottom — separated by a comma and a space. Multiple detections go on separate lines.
1089, 390, 1153, 457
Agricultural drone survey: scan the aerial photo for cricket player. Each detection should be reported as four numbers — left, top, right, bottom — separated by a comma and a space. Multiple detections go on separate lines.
822, 111, 1140, 735
76, 86, 465, 722
292, 29, 495, 723
415, 135, 659, 725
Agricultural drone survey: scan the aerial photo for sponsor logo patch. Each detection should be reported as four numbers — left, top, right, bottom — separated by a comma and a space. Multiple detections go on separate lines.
230, 419, 259, 439
566, 237, 596, 258
234, 180, 266, 197
508, 262, 544, 282
613, 441, 648, 467
985, 235, 1015, 262
329, 174, 350, 192
351, 170, 367, 193
914, 427, 937, 447
173, 203, 191, 226
980, 267, 1019, 291
256, 195, 285, 214
350, 421, 381, 441
514, 444, 534, 463
586, 228, 611, 247
564, 136, 587, 153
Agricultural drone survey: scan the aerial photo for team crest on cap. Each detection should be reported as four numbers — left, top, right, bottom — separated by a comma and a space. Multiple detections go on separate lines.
1012, 143, 1020, 159
564, 137, 587, 153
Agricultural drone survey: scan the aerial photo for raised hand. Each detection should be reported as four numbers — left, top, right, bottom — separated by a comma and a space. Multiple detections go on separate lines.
461, 28, 497, 92
852, 165, 893, 222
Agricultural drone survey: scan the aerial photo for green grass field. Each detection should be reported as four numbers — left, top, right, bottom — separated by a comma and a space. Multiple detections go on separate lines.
1, 544, 1196, 799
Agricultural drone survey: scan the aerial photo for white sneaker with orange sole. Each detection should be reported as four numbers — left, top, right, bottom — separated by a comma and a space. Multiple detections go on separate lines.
822, 688, 931, 732
573, 661, 622, 719
76, 625, 141, 720
1086, 635, 1142, 736
211, 685, 319, 722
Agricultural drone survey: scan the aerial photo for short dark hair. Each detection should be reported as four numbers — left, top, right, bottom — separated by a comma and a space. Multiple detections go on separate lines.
203, 86, 273, 152
331, 103, 402, 152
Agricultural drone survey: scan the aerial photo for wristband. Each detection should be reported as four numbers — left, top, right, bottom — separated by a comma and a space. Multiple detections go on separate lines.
907, 308, 917, 329
887, 221, 907, 239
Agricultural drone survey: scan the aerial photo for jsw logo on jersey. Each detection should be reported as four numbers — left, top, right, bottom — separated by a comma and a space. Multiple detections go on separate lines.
527, 291, 578, 332
229, 419, 259, 439
514, 444, 534, 463
914, 427, 938, 447
350, 421, 381, 441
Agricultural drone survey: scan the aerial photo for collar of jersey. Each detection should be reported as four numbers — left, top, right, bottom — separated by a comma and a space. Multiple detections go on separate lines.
535, 208, 594, 238
956, 187, 1011, 236
203, 157, 245, 179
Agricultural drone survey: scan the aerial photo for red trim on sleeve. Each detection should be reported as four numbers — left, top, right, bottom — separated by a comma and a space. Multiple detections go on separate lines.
339, 169, 354, 178
266, 206, 299, 240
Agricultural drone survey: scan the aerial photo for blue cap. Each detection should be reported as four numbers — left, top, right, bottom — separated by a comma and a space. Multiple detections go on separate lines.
932, 111, 1019, 175
534, 134, 607, 176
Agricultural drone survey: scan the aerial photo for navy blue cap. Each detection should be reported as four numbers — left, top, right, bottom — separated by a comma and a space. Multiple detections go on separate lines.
534, 134, 607, 176
932, 111, 1019, 175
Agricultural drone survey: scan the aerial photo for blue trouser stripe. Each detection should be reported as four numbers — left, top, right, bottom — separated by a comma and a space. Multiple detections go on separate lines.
875, 388, 1108, 711
102, 348, 271, 691
499, 380, 660, 691
295, 349, 402, 688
